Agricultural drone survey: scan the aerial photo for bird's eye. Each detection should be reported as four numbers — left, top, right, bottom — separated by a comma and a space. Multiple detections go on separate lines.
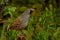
30, 10, 33, 13
30, 9, 35, 14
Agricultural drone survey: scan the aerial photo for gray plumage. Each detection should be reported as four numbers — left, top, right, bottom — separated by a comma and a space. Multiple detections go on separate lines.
7, 8, 35, 31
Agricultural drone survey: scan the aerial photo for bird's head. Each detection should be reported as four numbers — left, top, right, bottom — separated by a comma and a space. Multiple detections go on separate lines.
29, 8, 35, 14
24, 8, 35, 15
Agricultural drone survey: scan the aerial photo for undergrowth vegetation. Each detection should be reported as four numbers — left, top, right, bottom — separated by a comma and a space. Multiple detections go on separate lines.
0, 0, 60, 40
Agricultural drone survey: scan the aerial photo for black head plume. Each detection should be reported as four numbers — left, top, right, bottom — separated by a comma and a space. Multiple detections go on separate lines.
29, 8, 35, 14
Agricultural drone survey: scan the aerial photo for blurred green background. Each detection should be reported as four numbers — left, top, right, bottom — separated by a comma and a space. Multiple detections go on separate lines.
0, 0, 60, 40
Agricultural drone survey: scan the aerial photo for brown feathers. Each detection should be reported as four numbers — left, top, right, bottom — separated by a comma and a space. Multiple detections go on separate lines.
7, 8, 35, 31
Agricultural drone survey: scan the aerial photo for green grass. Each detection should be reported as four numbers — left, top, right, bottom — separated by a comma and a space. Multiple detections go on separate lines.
0, 2, 60, 40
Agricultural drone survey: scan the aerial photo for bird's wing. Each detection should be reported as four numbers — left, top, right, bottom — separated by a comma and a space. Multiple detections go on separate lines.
7, 17, 24, 30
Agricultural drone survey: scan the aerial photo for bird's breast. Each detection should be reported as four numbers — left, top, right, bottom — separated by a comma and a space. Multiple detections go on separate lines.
19, 15, 30, 28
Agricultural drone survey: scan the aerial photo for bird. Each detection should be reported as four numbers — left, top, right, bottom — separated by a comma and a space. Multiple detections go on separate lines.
7, 8, 35, 31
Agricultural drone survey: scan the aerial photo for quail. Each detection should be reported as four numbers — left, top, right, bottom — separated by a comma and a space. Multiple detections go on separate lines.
7, 8, 35, 31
